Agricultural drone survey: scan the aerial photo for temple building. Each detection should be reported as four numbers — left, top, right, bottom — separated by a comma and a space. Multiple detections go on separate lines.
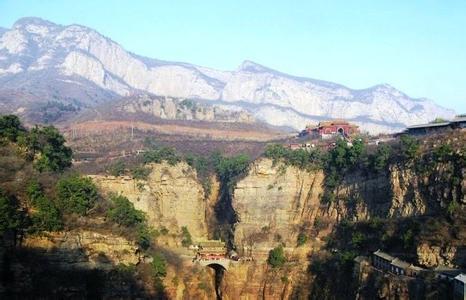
301, 120, 359, 139
196, 240, 227, 260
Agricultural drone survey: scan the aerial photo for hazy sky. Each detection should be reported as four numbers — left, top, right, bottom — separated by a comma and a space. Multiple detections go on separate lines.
1, 0, 465, 112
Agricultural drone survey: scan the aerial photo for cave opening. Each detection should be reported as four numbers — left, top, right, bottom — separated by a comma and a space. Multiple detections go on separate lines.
207, 263, 226, 300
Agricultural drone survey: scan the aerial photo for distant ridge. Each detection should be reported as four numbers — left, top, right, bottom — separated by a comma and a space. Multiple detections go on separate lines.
0, 17, 455, 133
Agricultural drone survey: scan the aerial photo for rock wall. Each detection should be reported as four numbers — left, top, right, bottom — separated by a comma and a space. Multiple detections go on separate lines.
1, 230, 144, 298
329, 161, 465, 221
91, 161, 208, 240
22, 230, 140, 269
88, 156, 464, 299
232, 158, 324, 257
416, 242, 466, 268
120, 95, 255, 123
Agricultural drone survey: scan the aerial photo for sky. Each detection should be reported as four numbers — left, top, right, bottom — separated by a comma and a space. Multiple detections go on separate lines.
1, 0, 465, 112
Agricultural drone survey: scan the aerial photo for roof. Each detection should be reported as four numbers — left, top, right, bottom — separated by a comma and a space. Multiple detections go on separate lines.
318, 120, 357, 127
198, 240, 225, 248
354, 256, 369, 263
451, 116, 466, 123
373, 250, 395, 262
408, 265, 425, 271
455, 273, 466, 283
391, 258, 410, 269
434, 266, 462, 277
407, 122, 451, 129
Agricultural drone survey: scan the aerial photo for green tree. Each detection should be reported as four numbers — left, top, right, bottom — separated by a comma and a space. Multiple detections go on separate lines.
143, 146, 180, 165
151, 253, 167, 278
264, 144, 289, 162
109, 160, 126, 176
30, 195, 63, 231
56, 175, 98, 215
180, 226, 193, 247
346, 138, 365, 167
136, 225, 153, 250
372, 143, 391, 172
107, 194, 145, 227
351, 232, 365, 249
131, 166, 151, 180
433, 144, 453, 162
214, 153, 250, 187
267, 245, 286, 268
400, 135, 420, 161
0, 190, 20, 235
297, 232, 308, 247
25, 126, 72, 172
26, 181, 63, 231
0, 114, 25, 142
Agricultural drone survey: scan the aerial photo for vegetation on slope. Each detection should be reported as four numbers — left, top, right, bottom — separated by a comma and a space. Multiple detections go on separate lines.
0, 114, 171, 298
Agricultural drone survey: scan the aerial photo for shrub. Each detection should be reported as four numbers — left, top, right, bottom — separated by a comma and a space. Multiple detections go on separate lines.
447, 200, 459, 215
372, 143, 391, 172
143, 147, 181, 165
30, 195, 63, 231
107, 194, 145, 227
26, 126, 72, 172
351, 232, 365, 249
0, 190, 20, 235
400, 135, 420, 160
151, 253, 167, 278
214, 153, 250, 187
264, 144, 322, 170
109, 160, 126, 176
433, 144, 453, 162
185, 154, 215, 197
26, 181, 62, 232
136, 225, 153, 250
131, 166, 151, 180
267, 245, 286, 268
297, 232, 308, 246
181, 226, 193, 247
160, 227, 169, 235
0, 115, 25, 142
56, 175, 98, 215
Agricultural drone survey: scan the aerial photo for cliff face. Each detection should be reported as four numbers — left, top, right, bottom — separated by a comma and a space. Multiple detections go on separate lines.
3, 230, 144, 298
329, 160, 465, 222
82, 155, 463, 299
22, 230, 140, 269
118, 95, 255, 123
233, 159, 324, 255
91, 161, 208, 240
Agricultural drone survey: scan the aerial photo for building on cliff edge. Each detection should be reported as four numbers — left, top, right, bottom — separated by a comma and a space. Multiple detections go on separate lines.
299, 119, 359, 139
454, 273, 466, 300
404, 114, 466, 136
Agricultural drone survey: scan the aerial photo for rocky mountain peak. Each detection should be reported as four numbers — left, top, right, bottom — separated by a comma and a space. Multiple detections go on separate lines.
0, 17, 456, 134
12, 17, 60, 33
237, 60, 270, 73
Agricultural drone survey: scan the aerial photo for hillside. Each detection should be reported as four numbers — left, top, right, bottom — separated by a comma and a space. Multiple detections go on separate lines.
0, 17, 455, 134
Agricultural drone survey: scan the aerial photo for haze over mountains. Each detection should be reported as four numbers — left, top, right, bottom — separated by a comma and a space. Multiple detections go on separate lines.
0, 17, 455, 133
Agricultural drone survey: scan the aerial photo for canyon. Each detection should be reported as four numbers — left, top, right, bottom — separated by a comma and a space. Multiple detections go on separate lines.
16, 147, 464, 298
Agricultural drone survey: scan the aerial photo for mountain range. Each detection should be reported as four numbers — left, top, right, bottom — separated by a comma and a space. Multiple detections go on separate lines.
0, 17, 455, 133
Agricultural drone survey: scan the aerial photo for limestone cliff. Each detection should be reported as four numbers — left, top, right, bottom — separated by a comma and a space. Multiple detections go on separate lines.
91, 161, 208, 240
22, 230, 140, 269
118, 95, 255, 123
329, 160, 465, 222
232, 158, 324, 257
2, 230, 144, 298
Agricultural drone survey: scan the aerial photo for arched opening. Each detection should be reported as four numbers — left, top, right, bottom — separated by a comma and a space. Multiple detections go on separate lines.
206, 263, 226, 300
337, 127, 344, 135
